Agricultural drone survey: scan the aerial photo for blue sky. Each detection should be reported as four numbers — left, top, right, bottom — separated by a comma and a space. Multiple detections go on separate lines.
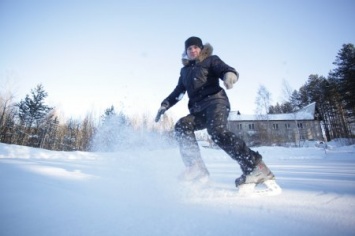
1, 0, 354, 120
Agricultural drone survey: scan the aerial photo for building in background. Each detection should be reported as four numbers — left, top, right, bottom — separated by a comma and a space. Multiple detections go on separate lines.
228, 103, 323, 146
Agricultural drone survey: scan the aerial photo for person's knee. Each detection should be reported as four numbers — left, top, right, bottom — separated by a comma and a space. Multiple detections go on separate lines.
207, 126, 226, 144
175, 117, 193, 133
207, 125, 224, 137
208, 126, 244, 148
174, 119, 184, 132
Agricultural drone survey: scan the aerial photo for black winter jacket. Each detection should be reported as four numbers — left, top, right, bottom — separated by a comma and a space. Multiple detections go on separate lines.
161, 43, 239, 114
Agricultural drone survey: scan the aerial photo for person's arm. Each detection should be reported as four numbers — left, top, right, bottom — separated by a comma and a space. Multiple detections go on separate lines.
155, 75, 186, 122
211, 55, 239, 89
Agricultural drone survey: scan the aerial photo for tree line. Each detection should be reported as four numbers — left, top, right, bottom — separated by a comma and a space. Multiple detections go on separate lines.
0, 84, 175, 151
0, 84, 94, 151
1, 43, 354, 151
267, 43, 354, 141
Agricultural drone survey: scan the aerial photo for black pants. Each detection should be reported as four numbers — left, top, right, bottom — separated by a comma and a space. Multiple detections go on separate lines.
175, 104, 260, 174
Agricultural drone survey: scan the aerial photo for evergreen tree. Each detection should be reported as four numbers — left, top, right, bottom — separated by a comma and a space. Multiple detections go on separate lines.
289, 90, 302, 111
329, 43, 355, 122
280, 102, 293, 113
268, 102, 280, 114
16, 84, 53, 128
15, 84, 53, 146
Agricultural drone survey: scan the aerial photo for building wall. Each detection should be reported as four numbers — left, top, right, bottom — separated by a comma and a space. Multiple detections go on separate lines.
227, 119, 324, 146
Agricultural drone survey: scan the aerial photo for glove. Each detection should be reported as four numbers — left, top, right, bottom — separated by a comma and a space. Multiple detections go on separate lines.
223, 72, 238, 89
155, 106, 167, 122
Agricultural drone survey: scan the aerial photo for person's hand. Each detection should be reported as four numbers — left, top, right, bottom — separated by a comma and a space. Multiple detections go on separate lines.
155, 106, 167, 122
223, 72, 238, 89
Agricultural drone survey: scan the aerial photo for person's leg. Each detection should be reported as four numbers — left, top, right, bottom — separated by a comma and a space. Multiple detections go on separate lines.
205, 104, 274, 186
204, 104, 257, 169
175, 114, 209, 180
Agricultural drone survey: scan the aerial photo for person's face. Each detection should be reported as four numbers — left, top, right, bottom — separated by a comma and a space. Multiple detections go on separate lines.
186, 45, 201, 60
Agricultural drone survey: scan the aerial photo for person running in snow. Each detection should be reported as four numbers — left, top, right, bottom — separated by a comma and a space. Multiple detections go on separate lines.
155, 36, 275, 188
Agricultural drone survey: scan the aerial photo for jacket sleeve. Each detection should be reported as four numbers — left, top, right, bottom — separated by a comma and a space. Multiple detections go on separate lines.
211, 55, 239, 79
161, 74, 186, 110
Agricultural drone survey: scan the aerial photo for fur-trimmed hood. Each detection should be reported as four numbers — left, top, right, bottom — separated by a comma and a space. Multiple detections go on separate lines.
181, 43, 213, 66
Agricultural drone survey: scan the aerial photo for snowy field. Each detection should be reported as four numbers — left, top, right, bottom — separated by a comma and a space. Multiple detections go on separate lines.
1, 141, 355, 236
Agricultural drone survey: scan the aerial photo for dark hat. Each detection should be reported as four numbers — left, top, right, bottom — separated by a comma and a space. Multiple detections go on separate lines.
185, 36, 203, 51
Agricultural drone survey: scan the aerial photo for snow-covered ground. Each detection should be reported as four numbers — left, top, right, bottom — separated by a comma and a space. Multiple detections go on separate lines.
1, 141, 355, 236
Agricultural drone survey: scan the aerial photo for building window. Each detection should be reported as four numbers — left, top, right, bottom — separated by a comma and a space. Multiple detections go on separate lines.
298, 123, 303, 129
272, 124, 279, 130
285, 123, 291, 129
237, 124, 243, 130
248, 124, 255, 130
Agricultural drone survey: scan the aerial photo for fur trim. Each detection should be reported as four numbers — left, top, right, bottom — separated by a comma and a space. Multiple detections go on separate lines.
182, 43, 213, 66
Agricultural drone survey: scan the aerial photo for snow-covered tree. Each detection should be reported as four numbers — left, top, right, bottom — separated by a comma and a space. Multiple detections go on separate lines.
92, 105, 132, 151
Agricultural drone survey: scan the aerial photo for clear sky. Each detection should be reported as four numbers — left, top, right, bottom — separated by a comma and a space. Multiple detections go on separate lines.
1, 0, 354, 121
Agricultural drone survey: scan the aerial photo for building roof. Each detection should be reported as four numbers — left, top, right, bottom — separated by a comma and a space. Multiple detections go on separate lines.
228, 102, 317, 121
